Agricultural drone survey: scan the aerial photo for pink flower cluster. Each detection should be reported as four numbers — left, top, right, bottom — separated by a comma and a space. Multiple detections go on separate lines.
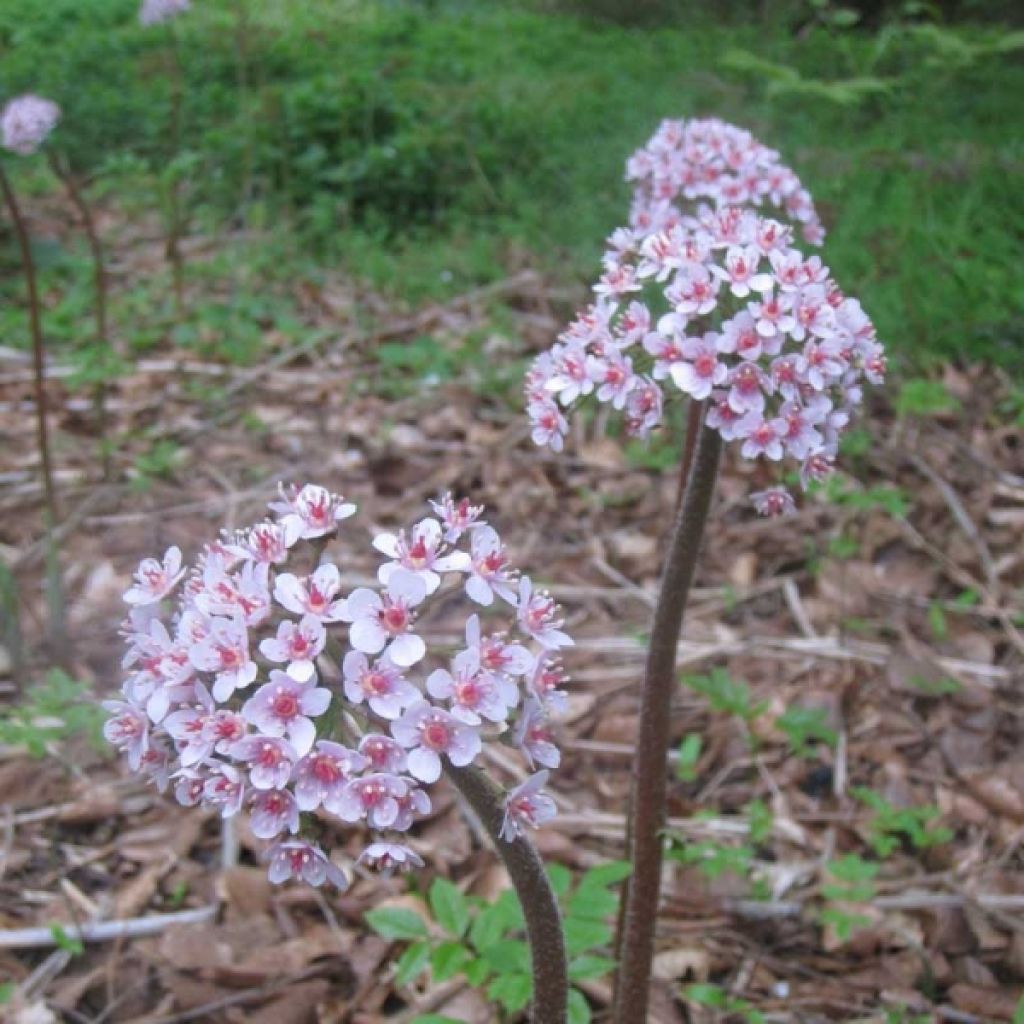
139, 0, 190, 26
105, 486, 569, 888
626, 117, 824, 247
1, 95, 60, 156
525, 120, 885, 513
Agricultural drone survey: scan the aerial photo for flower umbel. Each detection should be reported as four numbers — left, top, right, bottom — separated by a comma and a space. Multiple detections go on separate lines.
107, 489, 572, 888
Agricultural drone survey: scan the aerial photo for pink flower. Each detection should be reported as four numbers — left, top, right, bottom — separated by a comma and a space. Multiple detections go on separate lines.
124, 546, 184, 606
250, 789, 300, 839
189, 613, 258, 701
430, 493, 485, 543
528, 398, 568, 452
374, 518, 470, 594
227, 521, 293, 565
194, 560, 271, 627
669, 335, 728, 401
203, 764, 246, 818
500, 771, 557, 841
342, 651, 419, 720
426, 651, 510, 725
357, 842, 424, 873
1, 95, 59, 156
358, 733, 408, 774
625, 377, 664, 437
293, 740, 366, 811
231, 734, 297, 790
341, 569, 427, 667
391, 702, 481, 783
333, 773, 410, 827
270, 484, 355, 543
516, 577, 572, 650
712, 245, 773, 298
738, 414, 785, 461
727, 362, 770, 415
526, 652, 569, 713
266, 840, 347, 889
274, 564, 346, 622
751, 487, 796, 517
465, 526, 518, 606
241, 670, 330, 756
514, 700, 561, 770
102, 700, 148, 770
258, 615, 326, 682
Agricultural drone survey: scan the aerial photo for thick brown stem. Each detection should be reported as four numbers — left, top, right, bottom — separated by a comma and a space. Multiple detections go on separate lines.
675, 397, 704, 509
0, 163, 59, 525
48, 153, 112, 479
446, 764, 567, 1024
613, 423, 722, 1024
613, 396, 705, 975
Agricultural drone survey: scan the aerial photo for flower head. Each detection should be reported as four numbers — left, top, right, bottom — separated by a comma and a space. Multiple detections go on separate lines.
1, 95, 59, 156
106, 488, 569, 890
139, 0, 191, 27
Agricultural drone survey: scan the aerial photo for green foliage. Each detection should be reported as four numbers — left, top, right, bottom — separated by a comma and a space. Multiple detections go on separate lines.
722, 49, 893, 106
819, 853, 879, 941
852, 787, 953, 856
682, 668, 767, 726
776, 705, 838, 757
48, 924, 85, 956
819, 477, 910, 518
675, 733, 702, 781
895, 378, 960, 418
366, 863, 629, 1020
685, 982, 765, 1024
364, 905, 430, 941
0, 0, 1020, 368
0, 671, 105, 758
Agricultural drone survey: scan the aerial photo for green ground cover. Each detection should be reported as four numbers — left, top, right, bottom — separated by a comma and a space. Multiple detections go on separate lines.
1, 0, 1022, 369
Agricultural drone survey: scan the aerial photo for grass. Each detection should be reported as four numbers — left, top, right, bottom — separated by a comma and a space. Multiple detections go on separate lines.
0, 0, 1021, 371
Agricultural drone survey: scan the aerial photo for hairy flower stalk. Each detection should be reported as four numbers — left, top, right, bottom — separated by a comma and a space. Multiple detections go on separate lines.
448, 764, 567, 1023
106, 486, 570, 1019
614, 422, 721, 1024
526, 117, 885, 1015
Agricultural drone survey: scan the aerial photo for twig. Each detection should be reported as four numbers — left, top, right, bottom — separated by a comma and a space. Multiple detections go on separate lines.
0, 904, 218, 949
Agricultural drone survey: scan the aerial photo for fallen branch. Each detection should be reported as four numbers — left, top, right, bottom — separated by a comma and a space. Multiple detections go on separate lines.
0, 904, 218, 949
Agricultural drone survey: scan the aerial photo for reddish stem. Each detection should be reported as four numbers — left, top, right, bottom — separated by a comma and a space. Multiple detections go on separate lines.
0, 162, 59, 525
612, 421, 722, 1024
48, 152, 112, 478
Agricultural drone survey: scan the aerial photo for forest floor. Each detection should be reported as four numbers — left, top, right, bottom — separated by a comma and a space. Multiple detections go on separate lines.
1, 194, 1023, 1024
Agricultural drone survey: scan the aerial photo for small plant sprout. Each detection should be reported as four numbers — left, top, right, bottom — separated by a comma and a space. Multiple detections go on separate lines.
527, 117, 886, 1024
105, 485, 571, 1022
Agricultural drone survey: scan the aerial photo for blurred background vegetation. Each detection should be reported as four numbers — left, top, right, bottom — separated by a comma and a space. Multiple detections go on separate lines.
1, 0, 1022, 371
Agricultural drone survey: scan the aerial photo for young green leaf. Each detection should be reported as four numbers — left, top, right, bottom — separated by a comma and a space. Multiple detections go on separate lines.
487, 972, 533, 1014
394, 940, 431, 987
429, 877, 470, 938
430, 941, 472, 982
365, 906, 429, 941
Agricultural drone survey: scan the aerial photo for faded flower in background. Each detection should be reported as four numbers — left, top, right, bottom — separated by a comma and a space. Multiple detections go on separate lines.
0, 95, 60, 156
139, 0, 191, 26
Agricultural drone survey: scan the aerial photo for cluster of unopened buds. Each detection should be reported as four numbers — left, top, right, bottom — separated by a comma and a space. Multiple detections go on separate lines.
526, 117, 885, 514
0, 94, 59, 156
105, 485, 569, 888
